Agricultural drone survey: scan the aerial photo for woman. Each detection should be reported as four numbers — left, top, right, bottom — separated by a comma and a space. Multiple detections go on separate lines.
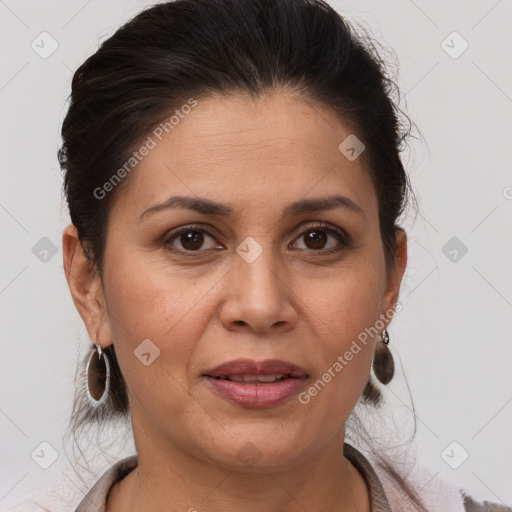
58, 0, 511, 510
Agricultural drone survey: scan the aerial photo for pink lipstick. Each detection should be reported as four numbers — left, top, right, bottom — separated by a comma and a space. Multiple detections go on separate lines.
203, 358, 308, 407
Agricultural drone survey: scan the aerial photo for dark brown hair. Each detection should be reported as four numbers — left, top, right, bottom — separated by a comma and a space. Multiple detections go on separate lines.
59, 0, 425, 509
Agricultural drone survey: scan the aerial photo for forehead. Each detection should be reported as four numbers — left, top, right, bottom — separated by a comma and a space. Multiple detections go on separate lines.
111, 91, 378, 222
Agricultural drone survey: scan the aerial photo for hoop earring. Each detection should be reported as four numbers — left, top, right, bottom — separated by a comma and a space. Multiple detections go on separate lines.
85, 344, 110, 406
371, 329, 394, 385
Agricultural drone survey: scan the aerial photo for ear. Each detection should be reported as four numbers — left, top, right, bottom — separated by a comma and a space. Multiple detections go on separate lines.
62, 224, 113, 348
380, 228, 407, 324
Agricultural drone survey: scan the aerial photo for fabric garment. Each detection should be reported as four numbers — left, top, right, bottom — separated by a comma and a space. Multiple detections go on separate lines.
73, 443, 511, 512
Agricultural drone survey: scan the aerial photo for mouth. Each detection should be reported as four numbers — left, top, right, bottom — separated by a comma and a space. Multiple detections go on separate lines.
203, 358, 308, 379
208, 373, 303, 384
202, 359, 308, 407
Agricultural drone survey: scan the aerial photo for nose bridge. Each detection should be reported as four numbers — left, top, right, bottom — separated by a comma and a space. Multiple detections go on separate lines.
234, 233, 282, 299
219, 231, 298, 332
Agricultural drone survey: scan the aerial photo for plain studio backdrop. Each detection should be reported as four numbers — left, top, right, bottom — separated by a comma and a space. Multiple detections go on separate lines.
1, 0, 511, 510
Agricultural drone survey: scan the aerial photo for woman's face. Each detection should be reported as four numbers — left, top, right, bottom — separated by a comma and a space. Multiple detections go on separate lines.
66, 91, 406, 470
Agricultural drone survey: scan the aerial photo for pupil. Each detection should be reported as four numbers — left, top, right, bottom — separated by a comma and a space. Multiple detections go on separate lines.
182, 231, 203, 250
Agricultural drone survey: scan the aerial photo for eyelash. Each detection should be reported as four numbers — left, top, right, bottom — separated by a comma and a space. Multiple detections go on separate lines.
164, 222, 349, 256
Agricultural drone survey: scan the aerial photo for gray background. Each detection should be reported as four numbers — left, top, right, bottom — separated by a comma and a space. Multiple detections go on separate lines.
1, 0, 511, 509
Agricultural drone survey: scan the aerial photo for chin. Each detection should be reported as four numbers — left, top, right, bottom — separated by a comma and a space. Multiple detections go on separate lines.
203, 433, 310, 472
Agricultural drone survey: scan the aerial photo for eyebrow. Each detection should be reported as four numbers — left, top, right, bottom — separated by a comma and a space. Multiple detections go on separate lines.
138, 194, 367, 222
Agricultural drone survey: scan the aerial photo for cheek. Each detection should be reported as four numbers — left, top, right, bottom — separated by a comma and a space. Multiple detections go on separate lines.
297, 264, 382, 407
104, 241, 206, 337
101, 259, 211, 422
308, 259, 383, 345
102, 250, 209, 380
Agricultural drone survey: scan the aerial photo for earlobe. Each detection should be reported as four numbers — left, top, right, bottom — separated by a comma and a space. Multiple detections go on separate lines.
62, 224, 113, 347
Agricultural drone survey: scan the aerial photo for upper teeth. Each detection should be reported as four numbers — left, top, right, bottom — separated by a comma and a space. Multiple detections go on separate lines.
218, 374, 287, 383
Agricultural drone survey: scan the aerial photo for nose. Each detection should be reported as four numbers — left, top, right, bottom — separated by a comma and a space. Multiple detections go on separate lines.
219, 245, 298, 335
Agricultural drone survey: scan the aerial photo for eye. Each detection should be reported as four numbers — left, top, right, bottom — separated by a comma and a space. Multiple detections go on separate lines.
165, 225, 221, 252
164, 222, 348, 254
290, 222, 348, 254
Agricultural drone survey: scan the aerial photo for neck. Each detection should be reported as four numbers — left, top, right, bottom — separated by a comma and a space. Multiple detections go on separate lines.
107, 421, 370, 512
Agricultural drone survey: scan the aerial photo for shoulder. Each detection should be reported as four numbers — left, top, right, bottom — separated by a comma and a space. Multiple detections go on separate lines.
346, 442, 512, 512
462, 492, 512, 512
73, 455, 138, 512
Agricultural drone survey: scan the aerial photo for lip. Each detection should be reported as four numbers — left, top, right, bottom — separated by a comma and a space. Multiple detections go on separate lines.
202, 358, 308, 408
203, 358, 308, 378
